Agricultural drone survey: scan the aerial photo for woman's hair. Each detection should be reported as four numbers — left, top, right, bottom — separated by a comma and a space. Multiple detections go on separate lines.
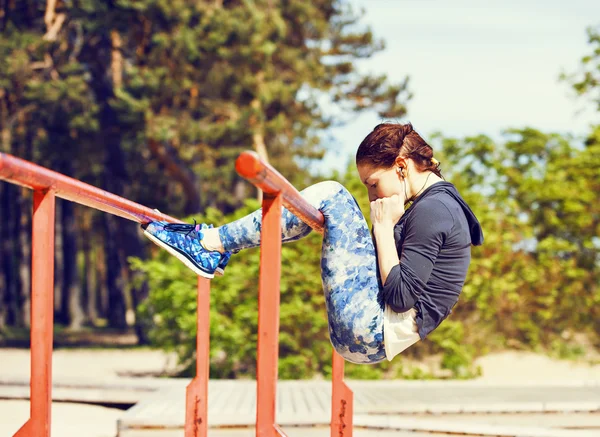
355, 122, 442, 178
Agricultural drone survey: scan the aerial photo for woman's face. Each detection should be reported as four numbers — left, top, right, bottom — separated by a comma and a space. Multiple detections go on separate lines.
357, 162, 404, 202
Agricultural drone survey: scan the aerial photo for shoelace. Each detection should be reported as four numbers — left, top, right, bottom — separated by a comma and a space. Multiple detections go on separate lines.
164, 219, 201, 238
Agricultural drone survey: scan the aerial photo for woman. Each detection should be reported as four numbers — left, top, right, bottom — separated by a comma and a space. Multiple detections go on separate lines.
142, 122, 483, 364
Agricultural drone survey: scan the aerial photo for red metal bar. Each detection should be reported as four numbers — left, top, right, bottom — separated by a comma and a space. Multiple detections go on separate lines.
0, 152, 179, 225
2, 149, 355, 437
255, 193, 285, 437
185, 277, 211, 437
235, 151, 325, 234
331, 351, 353, 437
14, 190, 56, 437
1, 151, 211, 437
235, 151, 354, 437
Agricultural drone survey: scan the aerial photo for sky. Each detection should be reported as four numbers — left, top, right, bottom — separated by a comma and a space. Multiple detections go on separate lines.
317, 0, 600, 174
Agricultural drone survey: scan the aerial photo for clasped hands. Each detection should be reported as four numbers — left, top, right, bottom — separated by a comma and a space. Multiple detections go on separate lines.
370, 194, 404, 230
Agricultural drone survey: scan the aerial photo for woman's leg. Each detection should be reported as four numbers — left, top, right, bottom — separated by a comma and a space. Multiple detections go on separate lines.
217, 181, 386, 364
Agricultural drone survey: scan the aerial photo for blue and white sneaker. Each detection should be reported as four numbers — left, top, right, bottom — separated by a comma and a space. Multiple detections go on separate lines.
215, 250, 232, 276
142, 220, 221, 279
201, 224, 232, 277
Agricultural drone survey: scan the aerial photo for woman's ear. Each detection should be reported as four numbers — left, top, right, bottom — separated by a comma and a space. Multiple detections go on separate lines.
395, 157, 407, 178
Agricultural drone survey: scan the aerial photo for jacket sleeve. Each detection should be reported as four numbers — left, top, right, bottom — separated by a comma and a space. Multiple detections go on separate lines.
380, 199, 454, 313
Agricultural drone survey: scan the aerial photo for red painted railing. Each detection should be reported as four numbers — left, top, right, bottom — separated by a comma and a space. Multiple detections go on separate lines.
0, 150, 353, 437
235, 151, 353, 437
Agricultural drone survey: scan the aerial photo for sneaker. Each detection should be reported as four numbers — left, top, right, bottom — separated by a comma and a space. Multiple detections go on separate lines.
142, 221, 221, 279
215, 250, 232, 276
201, 224, 232, 277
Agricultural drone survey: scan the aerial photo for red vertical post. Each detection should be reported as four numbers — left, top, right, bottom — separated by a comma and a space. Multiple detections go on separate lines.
331, 351, 353, 437
185, 277, 211, 437
255, 194, 286, 437
14, 189, 56, 437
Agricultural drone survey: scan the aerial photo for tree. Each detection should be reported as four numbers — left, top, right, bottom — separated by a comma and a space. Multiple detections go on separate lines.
0, 0, 409, 336
434, 126, 599, 351
564, 25, 600, 111
102, 0, 409, 212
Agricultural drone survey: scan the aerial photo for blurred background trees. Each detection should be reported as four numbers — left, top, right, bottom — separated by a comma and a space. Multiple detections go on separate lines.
0, 1, 598, 379
0, 0, 406, 334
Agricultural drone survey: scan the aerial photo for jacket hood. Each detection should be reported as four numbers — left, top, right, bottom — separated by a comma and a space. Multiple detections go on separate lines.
411, 182, 484, 246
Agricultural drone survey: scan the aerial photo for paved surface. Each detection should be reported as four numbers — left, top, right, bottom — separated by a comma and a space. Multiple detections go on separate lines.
4, 398, 599, 437
3, 348, 600, 436
1, 399, 121, 437
3, 378, 600, 436
116, 380, 600, 437
120, 429, 447, 437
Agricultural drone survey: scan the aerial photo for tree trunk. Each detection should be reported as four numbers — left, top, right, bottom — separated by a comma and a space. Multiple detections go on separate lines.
122, 224, 149, 344
110, 29, 123, 89
11, 185, 23, 326
103, 213, 127, 330
130, 274, 149, 344
100, 122, 128, 331
42, 0, 66, 42
0, 183, 6, 330
2, 183, 21, 326
54, 156, 86, 330
54, 197, 66, 324
85, 25, 129, 331
250, 86, 269, 203
17, 128, 33, 328
1, 99, 16, 325
253, 130, 268, 203
43, 0, 57, 31
18, 187, 31, 327
0, 85, 6, 329
95, 240, 108, 320
81, 209, 98, 325
62, 196, 85, 330
147, 138, 202, 215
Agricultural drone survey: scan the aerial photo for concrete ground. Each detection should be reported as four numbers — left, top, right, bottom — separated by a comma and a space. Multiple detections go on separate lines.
4, 400, 599, 437
2, 348, 600, 437
121, 428, 467, 437
2, 348, 600, 383
1, 399, 122, 437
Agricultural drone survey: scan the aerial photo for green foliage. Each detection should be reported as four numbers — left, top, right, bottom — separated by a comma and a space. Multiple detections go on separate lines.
93, 0, 409, 213
133, 122, 599, 379
1, 0, 409, 214
549, 339, 586, 361
132, 199, 335, 378
2, 1, 599, 379
435, 125, 599, 357
428, 320, 481, 379
562, 25, 600, 111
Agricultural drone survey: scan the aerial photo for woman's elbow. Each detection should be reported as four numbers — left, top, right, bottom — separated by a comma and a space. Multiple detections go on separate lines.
382, 280, 420, 313
386, 293, 418, 313
388, 302, 415, 313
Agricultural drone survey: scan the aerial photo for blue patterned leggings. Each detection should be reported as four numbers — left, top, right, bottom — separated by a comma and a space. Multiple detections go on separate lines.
218, 181, 386, 364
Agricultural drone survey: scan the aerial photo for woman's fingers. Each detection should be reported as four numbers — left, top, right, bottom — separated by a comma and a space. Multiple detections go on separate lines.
370, 195, 404, 226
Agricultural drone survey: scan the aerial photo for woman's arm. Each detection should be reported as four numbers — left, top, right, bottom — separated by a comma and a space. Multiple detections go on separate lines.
378, 198, 454, 312
373, 225, 400, 285
369, 193, 404, 286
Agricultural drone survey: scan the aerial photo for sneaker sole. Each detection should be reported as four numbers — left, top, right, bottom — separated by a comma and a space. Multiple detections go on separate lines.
143, 230, 215, 279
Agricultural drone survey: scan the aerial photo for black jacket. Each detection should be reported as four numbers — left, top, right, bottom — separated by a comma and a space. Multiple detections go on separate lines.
375, 182, 484, 339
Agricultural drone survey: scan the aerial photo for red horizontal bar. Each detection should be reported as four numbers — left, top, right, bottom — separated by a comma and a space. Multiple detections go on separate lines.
0, 152, 179, 225
235, 151, 325, 234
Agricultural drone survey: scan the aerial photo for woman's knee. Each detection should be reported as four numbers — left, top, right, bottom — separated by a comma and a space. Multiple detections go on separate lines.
329, 318, 385, 364
332, 340, 386, 364
301, 180, 348, 200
